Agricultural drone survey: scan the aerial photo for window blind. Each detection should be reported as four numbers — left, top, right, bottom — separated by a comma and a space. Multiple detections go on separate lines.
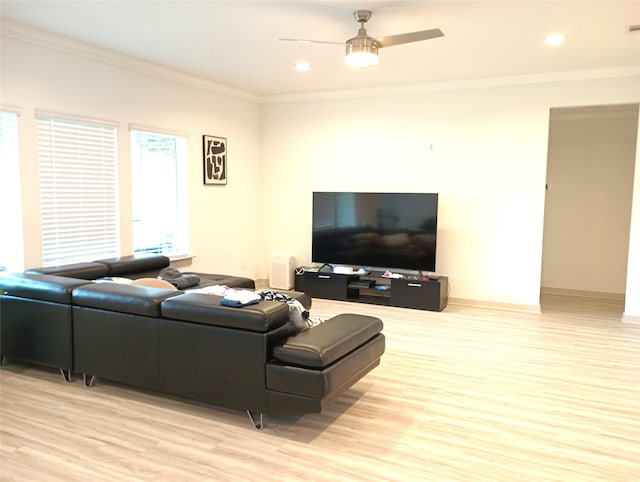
37, 115, 120, 265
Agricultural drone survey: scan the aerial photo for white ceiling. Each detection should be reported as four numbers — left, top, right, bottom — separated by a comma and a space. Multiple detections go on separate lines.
1, 1, 639, 97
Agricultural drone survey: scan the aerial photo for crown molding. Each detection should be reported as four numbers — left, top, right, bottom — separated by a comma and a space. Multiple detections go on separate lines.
1, 19, 261, 104
262, 66, 640, 104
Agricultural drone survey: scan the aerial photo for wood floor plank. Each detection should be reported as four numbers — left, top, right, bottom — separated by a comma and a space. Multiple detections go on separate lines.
1, 295, 638, 481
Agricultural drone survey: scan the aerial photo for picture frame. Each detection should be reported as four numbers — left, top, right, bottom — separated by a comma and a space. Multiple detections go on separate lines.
203, 135, 227, 185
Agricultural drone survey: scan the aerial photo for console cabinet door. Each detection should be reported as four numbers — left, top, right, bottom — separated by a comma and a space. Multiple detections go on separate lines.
391, 279, 444, 311
304, 272, 347, 300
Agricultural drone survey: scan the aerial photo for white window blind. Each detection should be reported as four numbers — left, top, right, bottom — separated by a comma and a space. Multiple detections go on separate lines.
0, 111, 24, 272
131, 129, 189, 257
37, 115, 120, 265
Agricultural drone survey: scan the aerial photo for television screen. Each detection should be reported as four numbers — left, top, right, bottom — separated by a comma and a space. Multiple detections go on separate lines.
312, 192, 438, 272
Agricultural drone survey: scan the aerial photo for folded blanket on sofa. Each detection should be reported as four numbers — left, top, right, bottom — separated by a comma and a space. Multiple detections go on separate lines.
220, 289, 262, 307
158, 267, 201, 289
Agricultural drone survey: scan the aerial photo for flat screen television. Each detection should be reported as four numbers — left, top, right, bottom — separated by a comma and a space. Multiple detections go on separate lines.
312, 192, 438, 272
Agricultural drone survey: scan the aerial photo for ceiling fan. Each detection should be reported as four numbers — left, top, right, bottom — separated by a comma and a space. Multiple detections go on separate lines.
280, 10, 444, 68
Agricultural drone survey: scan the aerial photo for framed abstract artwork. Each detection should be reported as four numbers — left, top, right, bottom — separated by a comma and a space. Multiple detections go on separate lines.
203, 135, 227, 185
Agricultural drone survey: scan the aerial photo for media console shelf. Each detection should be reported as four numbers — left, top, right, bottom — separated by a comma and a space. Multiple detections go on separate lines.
302, 271, 448, 312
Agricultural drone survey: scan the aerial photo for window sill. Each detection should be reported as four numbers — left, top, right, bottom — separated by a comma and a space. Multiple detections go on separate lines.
170, 254, 195, 262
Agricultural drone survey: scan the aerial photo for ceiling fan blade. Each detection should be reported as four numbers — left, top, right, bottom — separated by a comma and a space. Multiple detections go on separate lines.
279, 38, 344, 46
376, 28, 444, 48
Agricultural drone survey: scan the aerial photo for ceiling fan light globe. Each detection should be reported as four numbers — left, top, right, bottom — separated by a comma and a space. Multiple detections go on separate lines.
345, 51, 378, 68
345, 38, 379, 68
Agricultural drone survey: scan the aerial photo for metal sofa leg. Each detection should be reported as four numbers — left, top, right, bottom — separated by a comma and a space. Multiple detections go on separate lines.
83, 374, 96, 388
246, 410, 264, 430
60, 369, 72, 383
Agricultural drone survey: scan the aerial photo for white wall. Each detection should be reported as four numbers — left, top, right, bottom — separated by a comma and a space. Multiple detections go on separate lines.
0, 36, 261, 277
260, 77, 640, 309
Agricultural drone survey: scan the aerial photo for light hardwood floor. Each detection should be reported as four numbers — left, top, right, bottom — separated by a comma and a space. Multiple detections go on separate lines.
1, 295, 638, 481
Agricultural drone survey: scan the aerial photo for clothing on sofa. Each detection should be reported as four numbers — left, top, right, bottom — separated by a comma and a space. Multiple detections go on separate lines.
188, 284, 230, 295
258, 290, 310, 330
258, 290, 295, 303
220, 289, 262, 307
158, 267, 201, 289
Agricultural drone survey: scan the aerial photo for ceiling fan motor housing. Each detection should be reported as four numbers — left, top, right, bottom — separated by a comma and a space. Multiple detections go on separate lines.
345, 35, 379, 56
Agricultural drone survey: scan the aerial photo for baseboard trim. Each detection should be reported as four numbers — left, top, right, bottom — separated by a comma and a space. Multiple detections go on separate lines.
621, 314, 640, 324
540, 287, 625, 302
448, 297, 541, 314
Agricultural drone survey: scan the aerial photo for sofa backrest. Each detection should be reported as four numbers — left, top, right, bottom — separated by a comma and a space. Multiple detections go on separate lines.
160, 292, 292, 333
25, 262, 109, 280
72, 281, 179, 317
93, 254, 170, 278
0, 272, 93, 303
23, 254, 171, 281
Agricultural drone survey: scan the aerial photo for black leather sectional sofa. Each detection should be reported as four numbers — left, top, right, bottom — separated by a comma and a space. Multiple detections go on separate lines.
0, 255, 385, 428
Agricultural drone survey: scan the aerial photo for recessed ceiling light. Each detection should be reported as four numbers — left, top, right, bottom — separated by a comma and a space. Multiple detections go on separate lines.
545, 33, 566, 46
294, 62, 311, 71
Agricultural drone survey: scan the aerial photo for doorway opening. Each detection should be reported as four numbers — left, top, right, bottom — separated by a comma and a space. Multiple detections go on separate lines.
540, 103, 639, 315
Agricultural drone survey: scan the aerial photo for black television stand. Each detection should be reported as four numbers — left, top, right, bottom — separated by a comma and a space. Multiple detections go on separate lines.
302, 271, 448, 312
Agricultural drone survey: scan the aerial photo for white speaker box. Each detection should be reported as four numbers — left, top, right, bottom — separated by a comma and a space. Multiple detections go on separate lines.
270, 253, 294, 290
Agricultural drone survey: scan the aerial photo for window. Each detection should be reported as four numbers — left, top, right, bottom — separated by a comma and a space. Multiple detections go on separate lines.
37, 114, 119, 265
0, 111, 24, 272
130, 129, 188, 257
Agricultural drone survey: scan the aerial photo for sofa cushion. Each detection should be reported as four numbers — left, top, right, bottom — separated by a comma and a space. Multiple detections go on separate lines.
272, 314, 383, 368
93, 254, 169, 276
